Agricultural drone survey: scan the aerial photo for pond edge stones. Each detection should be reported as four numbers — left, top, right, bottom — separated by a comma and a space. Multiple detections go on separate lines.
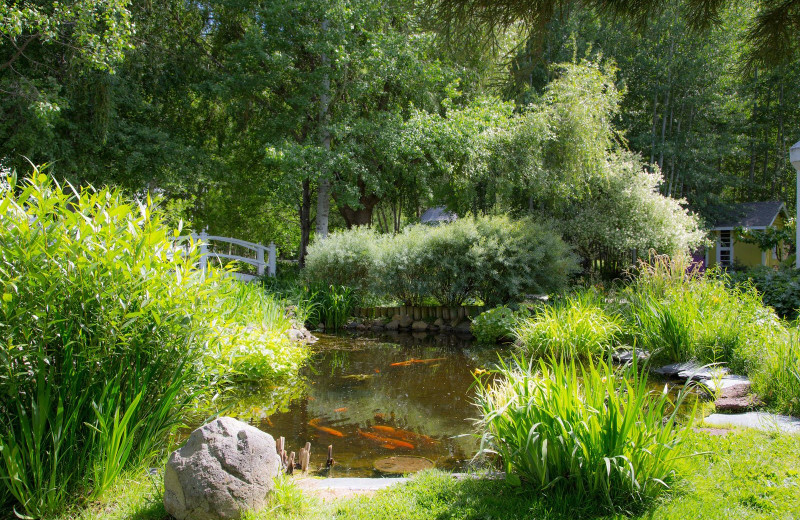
164, 417, 282, 520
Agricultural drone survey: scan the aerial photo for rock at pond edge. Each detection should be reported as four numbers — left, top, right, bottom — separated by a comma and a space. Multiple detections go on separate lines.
164, 417, 282, 520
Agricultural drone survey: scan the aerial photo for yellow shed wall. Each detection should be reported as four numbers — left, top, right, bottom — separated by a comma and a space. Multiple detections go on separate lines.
707, 212, 788, 269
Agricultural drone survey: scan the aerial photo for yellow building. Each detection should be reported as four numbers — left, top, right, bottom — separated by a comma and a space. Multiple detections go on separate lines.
706, 201, 788, 268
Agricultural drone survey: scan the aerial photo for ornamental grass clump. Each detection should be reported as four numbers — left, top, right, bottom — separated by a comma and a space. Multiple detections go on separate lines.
475, 356, 693, 511
515, 291, 623, 359
625, 253, 789, 373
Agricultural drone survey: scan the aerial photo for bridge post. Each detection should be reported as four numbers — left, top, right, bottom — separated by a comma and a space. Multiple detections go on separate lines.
268, 242, 277, 277
257, 245, 265, 277
198, 230, 208, 276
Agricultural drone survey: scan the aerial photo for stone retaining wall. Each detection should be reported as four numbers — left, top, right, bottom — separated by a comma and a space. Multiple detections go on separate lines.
346, 305, 484, 335
353, 305, 484, 321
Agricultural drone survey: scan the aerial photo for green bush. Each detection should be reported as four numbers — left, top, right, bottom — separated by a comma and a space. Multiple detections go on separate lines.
0, 174, 305, 516
471, 306, 529, 344
305, 227, 379, 296
304, 215, 578, 306
475, 356, 692, 510
412, 219, 483, 306
473, 216, 578, 306
729, 266, 800, 319
515, 291, 624, 359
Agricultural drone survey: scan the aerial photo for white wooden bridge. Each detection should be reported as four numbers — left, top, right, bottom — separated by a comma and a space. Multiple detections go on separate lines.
192, 232, 276, 281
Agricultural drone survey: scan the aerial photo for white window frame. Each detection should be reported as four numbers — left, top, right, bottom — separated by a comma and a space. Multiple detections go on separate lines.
717, 230, 733, 267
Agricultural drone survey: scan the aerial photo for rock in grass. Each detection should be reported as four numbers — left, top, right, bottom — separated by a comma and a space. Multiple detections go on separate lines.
164, 417, 282, 520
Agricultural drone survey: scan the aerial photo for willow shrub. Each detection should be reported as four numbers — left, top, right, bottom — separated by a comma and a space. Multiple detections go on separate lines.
475, 356, 693, 511
305, 227, 380, 296
305, 215, 577, 306
0, 174, 304, 517
515, 291, 624, 359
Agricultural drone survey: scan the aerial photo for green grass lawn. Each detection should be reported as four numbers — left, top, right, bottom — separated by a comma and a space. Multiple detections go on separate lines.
62, 428, 799, 520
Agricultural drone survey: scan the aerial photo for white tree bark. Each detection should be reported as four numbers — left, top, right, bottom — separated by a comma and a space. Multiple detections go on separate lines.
315, 19, 331, 240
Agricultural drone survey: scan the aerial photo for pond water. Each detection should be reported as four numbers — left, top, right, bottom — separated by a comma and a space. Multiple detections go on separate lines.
201, 332, 700, 478
222, 332, 500, 477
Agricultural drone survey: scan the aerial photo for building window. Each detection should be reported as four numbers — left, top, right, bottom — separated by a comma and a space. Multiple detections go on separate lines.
718, 230, 732, 266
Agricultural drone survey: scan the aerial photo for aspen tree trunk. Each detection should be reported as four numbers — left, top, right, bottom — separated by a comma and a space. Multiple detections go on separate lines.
298, 179, 311, 267
315, 19, 332, 240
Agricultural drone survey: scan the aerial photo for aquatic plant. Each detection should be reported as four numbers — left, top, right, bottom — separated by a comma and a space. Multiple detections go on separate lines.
475, 355, 693, 511
305, 284, 358, 331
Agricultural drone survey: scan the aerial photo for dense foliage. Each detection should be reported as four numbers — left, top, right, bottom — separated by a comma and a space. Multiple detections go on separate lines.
470, 305, 528, 344
475, 356, 692, 511
0, 175, 306, 516
306, 216, 578, 306
3, 2, 717, 271
729, 266, 800, 319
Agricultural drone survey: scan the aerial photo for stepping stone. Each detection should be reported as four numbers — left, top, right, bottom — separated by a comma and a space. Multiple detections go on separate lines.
715, 394, 762, 413
653, 361, 701, 378
697, 375, 750, 395
652, 361, 728, 381
612, 349, 650, 364
703, 412, 800, 434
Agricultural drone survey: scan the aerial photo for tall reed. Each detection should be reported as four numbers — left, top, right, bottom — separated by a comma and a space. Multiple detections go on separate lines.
475, 355, 693, 511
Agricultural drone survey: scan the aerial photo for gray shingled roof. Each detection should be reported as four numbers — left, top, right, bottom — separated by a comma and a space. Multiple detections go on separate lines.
710, 201, 786, 229
420, 206, 457, 225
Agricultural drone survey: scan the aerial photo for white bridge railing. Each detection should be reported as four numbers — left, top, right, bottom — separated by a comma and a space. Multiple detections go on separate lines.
192, 232, 276, 281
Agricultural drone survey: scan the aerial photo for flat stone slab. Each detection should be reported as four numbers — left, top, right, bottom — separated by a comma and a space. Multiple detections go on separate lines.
715, 394, 763, 413
697, 375, 750, 395
703, 412, 800, 433
652, 361, 729, 381
611, 349, 650, 364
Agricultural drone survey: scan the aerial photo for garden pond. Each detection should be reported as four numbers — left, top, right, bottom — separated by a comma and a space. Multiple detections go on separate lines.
192, 332, 701, 477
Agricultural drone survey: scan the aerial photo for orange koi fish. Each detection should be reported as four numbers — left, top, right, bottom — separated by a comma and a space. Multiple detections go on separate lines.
389, 358, 446, 367
308, 418, 345, 437
381, 444, 396, 450
334, 407, 348, 413
357, 430, 414, 450
371, 425, 437, 445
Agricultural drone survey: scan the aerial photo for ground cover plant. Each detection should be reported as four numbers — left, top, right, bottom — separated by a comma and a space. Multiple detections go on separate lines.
471, 305, 530, 344
0, 174, 307, 517
474, 355, 693, 512
729, 266, 800, 319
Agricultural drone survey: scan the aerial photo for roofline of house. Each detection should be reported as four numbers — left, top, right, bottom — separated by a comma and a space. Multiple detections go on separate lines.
769, 203, 789, 227
710, 202, 788, 231
710, 226, 768, 231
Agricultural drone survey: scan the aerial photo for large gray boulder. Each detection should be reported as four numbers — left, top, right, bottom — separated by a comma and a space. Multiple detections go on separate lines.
164, 417, 282, 520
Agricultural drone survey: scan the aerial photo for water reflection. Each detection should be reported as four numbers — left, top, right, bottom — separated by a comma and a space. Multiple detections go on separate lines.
198, 332, 700, 477
213, 332, 498, 476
